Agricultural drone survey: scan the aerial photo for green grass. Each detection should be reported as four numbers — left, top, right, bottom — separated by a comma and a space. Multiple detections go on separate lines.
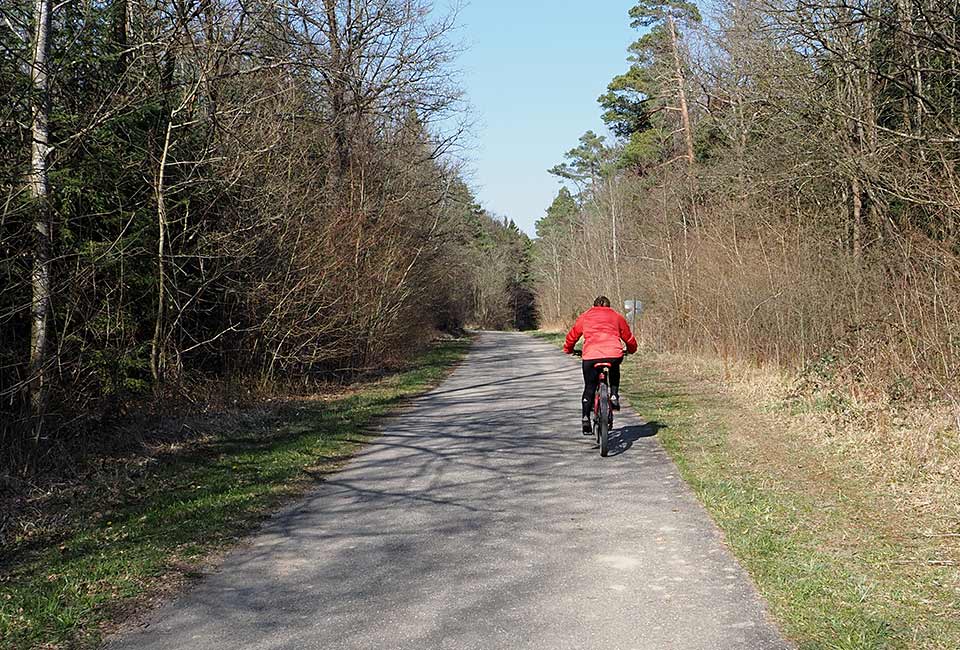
530, 330, 565, 345
0, 339, 471, 650
533, 330, 959, 649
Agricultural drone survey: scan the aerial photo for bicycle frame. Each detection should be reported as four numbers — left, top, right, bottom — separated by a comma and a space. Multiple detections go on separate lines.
593, 368, 610, 414
571, 349, 617, 456
592, 362, 614, 456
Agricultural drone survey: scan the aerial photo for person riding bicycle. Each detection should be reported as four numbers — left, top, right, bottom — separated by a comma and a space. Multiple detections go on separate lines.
563, 296, 638, 433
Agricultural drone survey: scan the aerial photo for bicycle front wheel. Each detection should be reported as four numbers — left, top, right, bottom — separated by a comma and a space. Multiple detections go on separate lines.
598, 384, 610, 457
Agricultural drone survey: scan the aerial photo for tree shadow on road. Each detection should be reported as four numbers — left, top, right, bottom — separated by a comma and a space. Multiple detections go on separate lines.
422, 367, 571, 398
607, 420, 667, 457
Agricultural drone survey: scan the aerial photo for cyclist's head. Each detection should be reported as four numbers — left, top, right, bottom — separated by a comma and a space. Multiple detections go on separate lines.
593, 295, 611, 308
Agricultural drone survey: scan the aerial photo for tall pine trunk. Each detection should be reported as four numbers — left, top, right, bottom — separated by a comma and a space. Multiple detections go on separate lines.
668, 15, 695, 165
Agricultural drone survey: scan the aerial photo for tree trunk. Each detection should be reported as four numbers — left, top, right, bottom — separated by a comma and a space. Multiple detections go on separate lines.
323, 0, 350, 177
151, 120, 173, 384
852, 177, 863, 260
668, 15, 695, 165
111, 0, 128, 74
28, 0, 53, 433
609, 183, 623, 308
862, 14, 882, 242
552, 244, 562, 322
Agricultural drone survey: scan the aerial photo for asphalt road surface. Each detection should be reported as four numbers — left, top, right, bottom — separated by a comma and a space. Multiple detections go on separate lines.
109, 331, 792, 650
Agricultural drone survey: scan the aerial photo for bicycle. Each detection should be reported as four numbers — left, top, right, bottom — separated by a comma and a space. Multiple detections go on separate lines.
572, 350, 615, 457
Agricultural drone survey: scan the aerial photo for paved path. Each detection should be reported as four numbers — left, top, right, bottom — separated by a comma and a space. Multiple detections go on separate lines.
109, 332, 792, 650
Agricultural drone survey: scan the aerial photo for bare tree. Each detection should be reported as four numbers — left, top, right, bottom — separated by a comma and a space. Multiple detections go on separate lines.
27, 0, 52, 429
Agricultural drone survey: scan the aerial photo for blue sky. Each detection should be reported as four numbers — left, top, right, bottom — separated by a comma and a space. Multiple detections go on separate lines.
455, 1, 637, 236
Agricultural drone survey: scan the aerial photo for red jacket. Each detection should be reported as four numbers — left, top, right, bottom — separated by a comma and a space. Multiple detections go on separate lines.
563, 306, 638, 360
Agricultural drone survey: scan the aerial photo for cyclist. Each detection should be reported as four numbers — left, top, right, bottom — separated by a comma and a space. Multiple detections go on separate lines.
563, 296, 638, 433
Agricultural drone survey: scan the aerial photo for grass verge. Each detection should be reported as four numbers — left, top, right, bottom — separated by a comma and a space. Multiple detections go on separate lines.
532, 330, 959, 649
0, 338, 471, 650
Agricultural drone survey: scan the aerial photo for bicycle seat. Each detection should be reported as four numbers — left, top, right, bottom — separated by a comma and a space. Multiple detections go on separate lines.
593, 362, 612, 368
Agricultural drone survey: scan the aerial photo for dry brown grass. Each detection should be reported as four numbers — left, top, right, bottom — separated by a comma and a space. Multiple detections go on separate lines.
652, 348, 960, 565
635, 348, 960, 647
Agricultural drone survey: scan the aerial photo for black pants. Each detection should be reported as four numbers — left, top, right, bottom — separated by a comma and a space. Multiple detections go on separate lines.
581, 357, 622, 417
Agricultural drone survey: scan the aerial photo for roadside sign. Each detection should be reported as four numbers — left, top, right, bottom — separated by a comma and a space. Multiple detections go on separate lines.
624, 299, 642, 332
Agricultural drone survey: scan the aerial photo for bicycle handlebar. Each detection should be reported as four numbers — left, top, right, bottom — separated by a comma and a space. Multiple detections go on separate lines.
570, 348, 632, 357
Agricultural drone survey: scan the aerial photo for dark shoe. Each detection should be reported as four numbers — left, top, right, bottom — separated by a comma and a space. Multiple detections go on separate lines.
581, 416, 592, 434
610, 394, 621, 410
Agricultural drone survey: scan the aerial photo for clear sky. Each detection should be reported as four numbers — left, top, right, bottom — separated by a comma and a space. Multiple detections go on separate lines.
455, 1, 637, 236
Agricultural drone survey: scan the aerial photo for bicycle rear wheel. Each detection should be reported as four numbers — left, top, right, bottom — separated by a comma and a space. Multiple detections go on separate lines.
598, 384, 610, 457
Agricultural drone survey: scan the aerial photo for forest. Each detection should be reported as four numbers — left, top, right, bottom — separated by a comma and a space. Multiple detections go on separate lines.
534, 0, 960, 411
5, 0, 959, 484
0, 0, 536, 477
